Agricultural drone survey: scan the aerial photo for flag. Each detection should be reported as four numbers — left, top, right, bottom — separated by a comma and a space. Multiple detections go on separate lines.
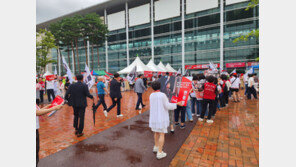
128, 66, 137, 82
246, 67, 254, 75
230, 69, 236, 75
47, 96, 64, 117
209, 62, 218, 72
62, 56, 74, 83
177, 68, 181, 75
84, 63, 95, 90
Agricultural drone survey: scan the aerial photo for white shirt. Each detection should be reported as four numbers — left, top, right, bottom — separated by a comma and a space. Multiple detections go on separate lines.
36, 105, 40, 129
230, 77, 240, 89
46, 80, 55, 89
248, 77, 254, 87
243, 74, 249, 84
149, 92, 177, 129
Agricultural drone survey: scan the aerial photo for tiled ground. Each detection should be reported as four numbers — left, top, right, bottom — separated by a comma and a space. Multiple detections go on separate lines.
38, 88, 153, 159
39, 88, 259, 167
170, 93, 259, 167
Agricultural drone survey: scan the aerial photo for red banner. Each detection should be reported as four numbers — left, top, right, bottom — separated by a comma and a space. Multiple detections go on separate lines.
144, 71, 153, 78
226, 62, 246, 68
171, 77, 192, 106
185, 63, 220, 70
247, 62, 259, 67
46, 75, 56, 81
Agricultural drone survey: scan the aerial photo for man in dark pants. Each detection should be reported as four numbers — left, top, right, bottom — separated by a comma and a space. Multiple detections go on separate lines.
134, 74, 147, 110
65, 74, 93, 137
106, 73, 123, 117
95, 77, 109, 117
46, 79, 55, 102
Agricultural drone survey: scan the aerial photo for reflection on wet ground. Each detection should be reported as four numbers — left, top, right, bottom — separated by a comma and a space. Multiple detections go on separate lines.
170, 92, 259, 167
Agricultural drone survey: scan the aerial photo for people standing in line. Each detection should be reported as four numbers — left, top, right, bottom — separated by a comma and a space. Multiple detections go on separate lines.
212, 77, 220, 118
65, 74, 94, 137
247, 74, 258, 99
134, 74, 147, 110
149, 81, 182, 159
94, 77, 109, 117
225, 75, 231, 105
106, 73, 123, 117
185, 98, 193, 122
230, 73, 241, 102
46, 79, 55, 102
38, 77, 45, 103
190, 75, 198, 116
36, 103, 63, 166
198, 75, 218, 124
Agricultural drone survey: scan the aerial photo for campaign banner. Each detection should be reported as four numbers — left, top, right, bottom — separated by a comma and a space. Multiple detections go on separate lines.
47, 95, 64, 117
185, 63, 220, 70
171, 77, 192, 106
144, 71, 153, 78
226, 62, 246, 68
46, 75, 55, 81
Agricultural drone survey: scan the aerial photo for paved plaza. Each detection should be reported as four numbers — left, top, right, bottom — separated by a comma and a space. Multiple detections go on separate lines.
38, 88, 258, 166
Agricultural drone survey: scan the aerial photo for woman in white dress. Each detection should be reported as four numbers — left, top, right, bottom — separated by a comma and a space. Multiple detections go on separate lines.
149, 81, 182, 159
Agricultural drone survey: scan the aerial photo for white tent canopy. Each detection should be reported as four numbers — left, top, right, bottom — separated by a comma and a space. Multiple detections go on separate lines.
43, 71, 52, 77
118, 57, 152, 74
157, 61, 168, 72
165, 63, 177, 72
146, 59, 165, 72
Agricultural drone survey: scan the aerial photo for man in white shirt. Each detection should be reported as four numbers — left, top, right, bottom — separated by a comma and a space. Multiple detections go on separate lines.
46, 79, 56, 102
247, 74, 257, 99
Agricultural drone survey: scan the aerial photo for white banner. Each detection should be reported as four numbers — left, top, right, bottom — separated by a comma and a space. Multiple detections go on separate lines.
62, 56, 74, 83
84, 63, 95, 90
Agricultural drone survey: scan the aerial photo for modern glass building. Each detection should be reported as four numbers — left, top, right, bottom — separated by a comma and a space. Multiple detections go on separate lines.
37, 0, 259, 75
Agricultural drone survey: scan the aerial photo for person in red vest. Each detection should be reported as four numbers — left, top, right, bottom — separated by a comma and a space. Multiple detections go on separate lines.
198, 75, 218, 124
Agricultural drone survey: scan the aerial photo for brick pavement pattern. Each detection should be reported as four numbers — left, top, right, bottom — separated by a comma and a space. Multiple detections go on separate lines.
170, 94, 259, 167
38, 88, 153, 159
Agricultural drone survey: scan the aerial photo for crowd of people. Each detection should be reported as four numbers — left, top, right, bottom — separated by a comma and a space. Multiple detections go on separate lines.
35, 69, 259, 164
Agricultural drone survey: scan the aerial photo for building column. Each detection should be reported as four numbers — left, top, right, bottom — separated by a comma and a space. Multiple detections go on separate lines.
220, 0, 224, 71
87, 39, 90, 68
104, 9, 109, 72
151, 0, 154, 62
181, 0, 185, 74
125, 2, 130, 66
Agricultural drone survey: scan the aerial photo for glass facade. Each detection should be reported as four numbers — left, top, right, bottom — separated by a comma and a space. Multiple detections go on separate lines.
51, 1, 259, 75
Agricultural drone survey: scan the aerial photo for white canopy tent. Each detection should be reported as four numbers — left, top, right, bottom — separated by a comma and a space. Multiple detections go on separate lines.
146, 59, 165, 72
118, 57, 152, 74
157, 61, 168, 72
165, 63, 177, 72
43, 71, 52, 77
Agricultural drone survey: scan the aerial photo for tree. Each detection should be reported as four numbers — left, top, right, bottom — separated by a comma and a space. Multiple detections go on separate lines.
36, 29, 57, 74
233, 0, 259, 43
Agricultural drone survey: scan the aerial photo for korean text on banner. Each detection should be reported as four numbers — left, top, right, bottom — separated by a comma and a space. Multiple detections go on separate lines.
171, 77, 192, 106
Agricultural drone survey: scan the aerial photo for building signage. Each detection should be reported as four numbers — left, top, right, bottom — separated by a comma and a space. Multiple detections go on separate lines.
225, 62, 246, 68
185, 63, 220, 70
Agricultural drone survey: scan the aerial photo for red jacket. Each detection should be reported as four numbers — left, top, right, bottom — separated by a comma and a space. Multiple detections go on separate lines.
203, 82, 217, 100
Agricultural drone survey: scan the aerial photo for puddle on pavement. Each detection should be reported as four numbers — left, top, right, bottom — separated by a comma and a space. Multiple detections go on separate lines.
122, 124, 150, 133
134, 120, 148, 125
75, 143, 109, 154
107, 130, 124, 140
124, 149, 142, 164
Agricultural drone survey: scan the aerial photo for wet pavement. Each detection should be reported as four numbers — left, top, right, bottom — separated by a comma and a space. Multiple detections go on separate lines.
38, 88, 152, 159
170, 93, 259, 167
38, 108, 198, 167
39, 89, 259, 167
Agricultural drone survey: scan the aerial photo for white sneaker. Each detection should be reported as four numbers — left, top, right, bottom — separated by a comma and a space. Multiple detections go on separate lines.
198, 118, 204, 122
207, 120, 214, 123
192, 114, 195, 116
196, 114, 200, 117
103, 110, 108, 117
153, 146, 158, 153
117, 114, 123, 117
156, 151, 167, 159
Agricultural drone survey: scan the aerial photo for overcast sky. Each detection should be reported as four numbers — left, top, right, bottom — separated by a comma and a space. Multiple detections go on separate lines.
37, 0, 109, 24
